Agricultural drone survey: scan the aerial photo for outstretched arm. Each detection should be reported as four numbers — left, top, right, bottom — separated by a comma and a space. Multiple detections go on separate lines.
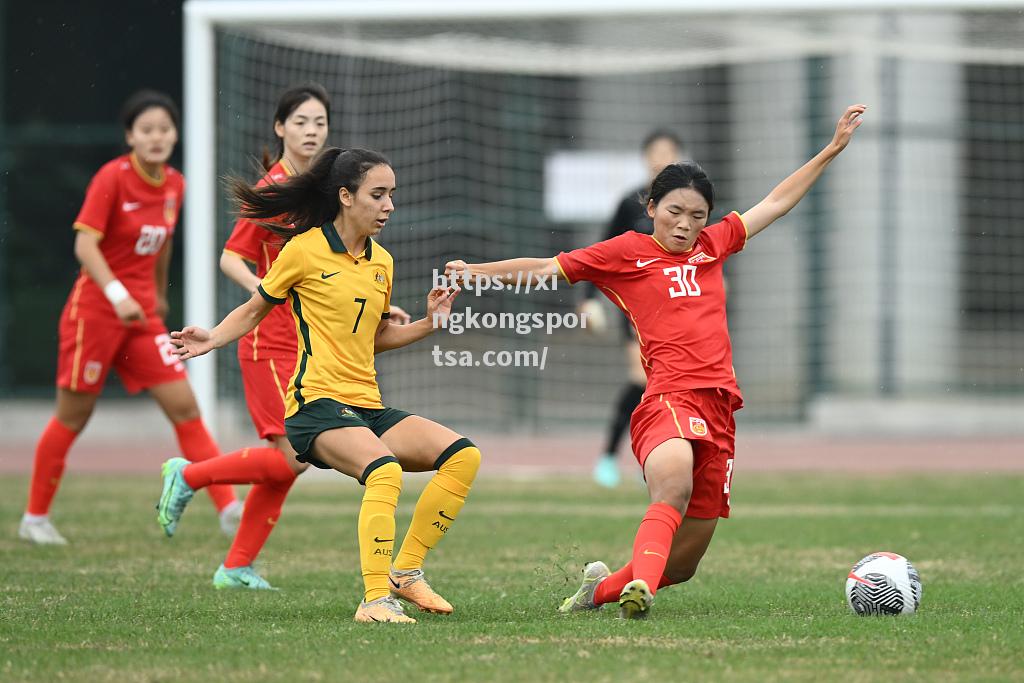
741, 104, 866, 239
170, 292, 274, 360
444, 257, 563, 287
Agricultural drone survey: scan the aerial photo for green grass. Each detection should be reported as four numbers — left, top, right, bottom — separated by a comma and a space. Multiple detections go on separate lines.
2, 472, 1023, 682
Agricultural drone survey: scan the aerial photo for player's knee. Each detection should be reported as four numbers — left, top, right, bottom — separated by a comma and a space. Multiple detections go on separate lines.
169, 405, 202, 424
435, 437, 481, 476
657, 482, 692, 514
56, 412, 91, 433
665, 564, 698, 584
55, 394, 96, 432
361, 458, 402, 504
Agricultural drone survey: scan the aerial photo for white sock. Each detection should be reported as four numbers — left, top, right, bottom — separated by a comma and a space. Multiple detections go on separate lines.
219, 500, 243, 517
22, 512, 49, 523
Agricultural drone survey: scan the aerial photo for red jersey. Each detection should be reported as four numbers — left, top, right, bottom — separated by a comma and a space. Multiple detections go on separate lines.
556, 212, 747, 403
223, 160, 295, 361
70, 153, 183, 319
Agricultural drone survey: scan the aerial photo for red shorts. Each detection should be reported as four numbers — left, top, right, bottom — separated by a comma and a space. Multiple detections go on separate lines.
56, 311, 185, 394
239, 356, 294, 439
630, 388, 740, 519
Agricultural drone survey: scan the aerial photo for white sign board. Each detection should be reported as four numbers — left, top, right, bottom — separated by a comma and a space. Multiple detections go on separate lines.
544, 151, 646, 223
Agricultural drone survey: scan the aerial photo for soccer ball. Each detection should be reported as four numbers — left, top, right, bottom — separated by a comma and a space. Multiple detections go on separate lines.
845, 552, 922, 615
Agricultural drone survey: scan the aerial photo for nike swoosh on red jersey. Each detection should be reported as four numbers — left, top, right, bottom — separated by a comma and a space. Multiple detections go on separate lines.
636, 258, 661, 267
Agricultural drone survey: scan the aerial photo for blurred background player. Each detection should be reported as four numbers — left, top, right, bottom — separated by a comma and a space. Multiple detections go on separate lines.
156, 84, 411, 589
446, 104, 866, 619
166, 148, 481, 623
582, 129, 685, 488
19, 90, 240, 545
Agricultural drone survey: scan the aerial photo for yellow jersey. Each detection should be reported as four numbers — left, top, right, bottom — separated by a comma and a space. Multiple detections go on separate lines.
258, 224, 393, 414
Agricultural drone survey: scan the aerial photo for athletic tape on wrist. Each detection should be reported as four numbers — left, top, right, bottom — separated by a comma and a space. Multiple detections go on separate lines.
103, 280, 130, 306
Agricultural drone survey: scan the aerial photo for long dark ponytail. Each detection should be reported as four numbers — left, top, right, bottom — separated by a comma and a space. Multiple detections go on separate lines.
262, 83, 331, 171
228, 147, 391, 239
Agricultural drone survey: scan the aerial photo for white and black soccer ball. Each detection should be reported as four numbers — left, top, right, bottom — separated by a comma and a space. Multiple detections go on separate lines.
845, 552, 922, 616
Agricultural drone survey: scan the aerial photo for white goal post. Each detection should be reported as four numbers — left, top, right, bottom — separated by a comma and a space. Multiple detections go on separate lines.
184, 0, 1024, 436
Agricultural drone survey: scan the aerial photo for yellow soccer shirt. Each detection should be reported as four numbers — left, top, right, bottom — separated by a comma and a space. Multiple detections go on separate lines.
257, 224, 393, 416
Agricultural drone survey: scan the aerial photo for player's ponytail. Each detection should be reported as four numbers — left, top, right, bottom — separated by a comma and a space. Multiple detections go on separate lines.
648, 161, 715, 212
228, 147, 390, 239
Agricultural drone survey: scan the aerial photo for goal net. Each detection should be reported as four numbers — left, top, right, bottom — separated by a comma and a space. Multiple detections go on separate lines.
186, 2, 1024, 434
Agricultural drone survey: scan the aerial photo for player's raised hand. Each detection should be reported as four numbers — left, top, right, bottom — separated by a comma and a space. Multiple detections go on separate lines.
426, 285, 460, 325
114, 297, 146, 327
444, 259, 471, 284
170, 326, 215, 360
830, 104, 866, 154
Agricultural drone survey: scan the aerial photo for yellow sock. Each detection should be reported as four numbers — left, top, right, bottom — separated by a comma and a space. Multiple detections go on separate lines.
394, 439, 481, 571
358, 459, 402, 602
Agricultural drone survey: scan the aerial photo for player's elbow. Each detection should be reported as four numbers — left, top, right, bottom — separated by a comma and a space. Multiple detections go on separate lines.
373, 329, 393, 353
218, 251, 235, 276
765, 196, 793, 220
242, 296, 271, 325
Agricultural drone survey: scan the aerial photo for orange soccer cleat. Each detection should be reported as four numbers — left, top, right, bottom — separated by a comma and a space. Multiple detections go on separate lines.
389, 568, 454, 614
354, 595, 417, 624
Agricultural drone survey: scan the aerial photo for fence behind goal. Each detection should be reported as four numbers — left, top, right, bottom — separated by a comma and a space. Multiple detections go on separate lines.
202, 6, 1024, 433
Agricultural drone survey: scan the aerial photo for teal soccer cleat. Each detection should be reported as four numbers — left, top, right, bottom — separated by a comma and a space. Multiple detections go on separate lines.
213, 564, 277, 590
156, 457, 194, 537
592, 457, 621, 488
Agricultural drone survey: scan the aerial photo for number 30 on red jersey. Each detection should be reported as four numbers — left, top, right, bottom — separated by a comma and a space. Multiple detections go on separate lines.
663, 265, 701, 298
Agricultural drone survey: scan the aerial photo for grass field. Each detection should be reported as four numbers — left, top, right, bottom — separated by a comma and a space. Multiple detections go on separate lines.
2, 472, 1023, 682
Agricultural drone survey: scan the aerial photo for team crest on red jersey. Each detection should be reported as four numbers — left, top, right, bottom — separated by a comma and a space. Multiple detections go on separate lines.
689, 416, 708, 436
687, 251, 717, 265
83, 360, 103, 385
163, 192, 178, 223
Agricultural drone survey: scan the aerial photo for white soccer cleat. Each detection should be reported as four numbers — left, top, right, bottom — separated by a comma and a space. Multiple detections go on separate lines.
19, 517, 69, 545
558, 561, 611, 613
219, 500, 244, 537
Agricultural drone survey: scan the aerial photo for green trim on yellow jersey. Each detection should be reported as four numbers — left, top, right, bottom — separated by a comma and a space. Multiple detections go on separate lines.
258, 224, 394, 416
321, 223, 374, 259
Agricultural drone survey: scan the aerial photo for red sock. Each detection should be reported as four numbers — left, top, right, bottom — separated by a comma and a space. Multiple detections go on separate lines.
183, 447, 294, 488
224, 475, 296, 568
593, 562, 678, 605
631, 502, 682, 596
173, 418, 237, 511
594, 562, 634, 605
26, 418, 79, 516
